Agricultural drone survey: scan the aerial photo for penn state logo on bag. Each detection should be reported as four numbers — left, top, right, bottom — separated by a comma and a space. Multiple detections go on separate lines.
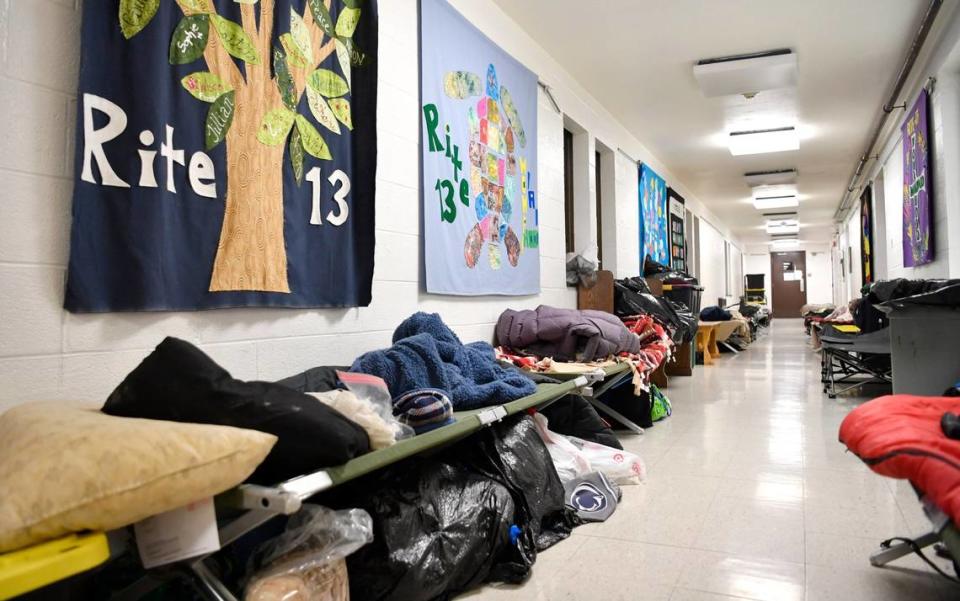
569, 482, 608, 513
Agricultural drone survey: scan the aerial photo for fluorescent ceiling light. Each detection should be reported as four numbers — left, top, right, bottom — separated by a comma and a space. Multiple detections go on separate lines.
744, 169, 798, 187
771, 239, 799, 249
728, 127, 799, 156
694, 50, 798, 98
753, 196, 799, 210
766, 219, 800, 235
752, 184, 799, 209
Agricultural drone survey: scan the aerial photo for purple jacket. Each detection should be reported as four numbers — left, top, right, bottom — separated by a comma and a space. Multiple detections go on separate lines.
496, 305, 641, 361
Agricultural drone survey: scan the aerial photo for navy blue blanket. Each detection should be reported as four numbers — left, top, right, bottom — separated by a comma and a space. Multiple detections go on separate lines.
350, 313, 536, 410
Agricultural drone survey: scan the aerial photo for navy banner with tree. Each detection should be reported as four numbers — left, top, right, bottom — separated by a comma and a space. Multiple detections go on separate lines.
65, 0, 377, 312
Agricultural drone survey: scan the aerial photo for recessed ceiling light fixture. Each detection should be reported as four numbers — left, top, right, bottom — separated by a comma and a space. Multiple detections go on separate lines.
752, 183, 799, 210
765, 218, 800, 235
770, 238, 800, 249
728, 126, 799, 156
694, 49, 798, 98
744, 168, 798, 187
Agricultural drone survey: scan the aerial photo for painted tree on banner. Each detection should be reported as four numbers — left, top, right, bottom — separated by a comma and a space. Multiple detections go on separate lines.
119, 0, 368, 292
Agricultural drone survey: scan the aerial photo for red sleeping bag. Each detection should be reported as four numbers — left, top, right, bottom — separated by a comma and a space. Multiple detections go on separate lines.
839, 395, 960, 525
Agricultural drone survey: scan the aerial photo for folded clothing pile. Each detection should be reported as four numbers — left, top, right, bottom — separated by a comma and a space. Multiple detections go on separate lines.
104, 337, 371, 484
351, 312, 537, 410
495, 305, 641, 362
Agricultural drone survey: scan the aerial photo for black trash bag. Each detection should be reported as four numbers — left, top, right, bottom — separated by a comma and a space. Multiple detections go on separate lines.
614, 278, 696, 343
870, 278, 960, 311
666, 297, 699, 343
596, 379, 654, 429
103, 337, 370, 484
344, 461, 518, 601
334, 415, 576, 601
643, 256, 671, 276
461, 415, 579, 555
500, 364, 621, 449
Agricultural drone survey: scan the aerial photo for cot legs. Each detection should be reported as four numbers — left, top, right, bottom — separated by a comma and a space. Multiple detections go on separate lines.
190, 560, 239, 601
869, 531, 940, 567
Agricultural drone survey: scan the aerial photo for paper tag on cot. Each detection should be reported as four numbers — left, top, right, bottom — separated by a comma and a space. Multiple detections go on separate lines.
134, 497, 220, 569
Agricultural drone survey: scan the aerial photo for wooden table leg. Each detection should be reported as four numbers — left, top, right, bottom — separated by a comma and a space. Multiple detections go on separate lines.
708, 329, 720, 358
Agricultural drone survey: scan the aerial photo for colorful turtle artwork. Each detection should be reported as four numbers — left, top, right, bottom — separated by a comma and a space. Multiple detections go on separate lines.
445, 64, 529, 270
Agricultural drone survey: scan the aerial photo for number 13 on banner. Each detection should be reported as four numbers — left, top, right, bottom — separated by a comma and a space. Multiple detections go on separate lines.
308, 168, 351, 227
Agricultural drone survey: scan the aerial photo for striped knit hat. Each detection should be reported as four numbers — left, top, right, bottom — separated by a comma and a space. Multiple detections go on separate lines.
392, 388, 455, 434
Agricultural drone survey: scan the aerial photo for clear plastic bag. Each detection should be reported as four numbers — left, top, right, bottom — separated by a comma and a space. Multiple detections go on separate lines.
336, 371, 415, 441
244, 505, 374, 601
532, 413, 645, 485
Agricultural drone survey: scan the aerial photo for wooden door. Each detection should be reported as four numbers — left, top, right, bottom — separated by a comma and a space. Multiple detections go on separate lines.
771, 251, 807, 317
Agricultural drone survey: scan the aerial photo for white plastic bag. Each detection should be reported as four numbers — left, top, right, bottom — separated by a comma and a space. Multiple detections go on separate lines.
532, 413, 645, 485
244, 505, 373, 601
336, 371, 415, 442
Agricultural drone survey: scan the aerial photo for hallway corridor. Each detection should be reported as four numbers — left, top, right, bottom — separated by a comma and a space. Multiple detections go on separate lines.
467, 319, 956, 601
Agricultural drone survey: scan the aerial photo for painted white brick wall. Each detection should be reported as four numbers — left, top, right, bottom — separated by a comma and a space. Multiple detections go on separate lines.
0, 0, 740, 409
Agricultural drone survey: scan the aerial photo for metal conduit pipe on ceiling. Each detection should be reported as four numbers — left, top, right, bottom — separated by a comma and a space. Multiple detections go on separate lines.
834, 0, 943, 222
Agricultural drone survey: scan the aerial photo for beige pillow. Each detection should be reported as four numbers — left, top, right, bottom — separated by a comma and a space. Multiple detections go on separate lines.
0, 402, 276, 553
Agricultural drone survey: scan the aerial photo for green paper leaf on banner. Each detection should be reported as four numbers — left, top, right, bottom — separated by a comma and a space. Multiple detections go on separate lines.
342, 0, 364, 8
273, 47, 298, 110
181, 71, 232, 102
308, 69, 349, 98
500, 86, 526, 148
296, 115, 332, 160
181, 0, 212, 13
211, 14, 260, 64
336, 36, 368, 67
308, 0, 335, 37
289, 126, 305, 185
290, 8, 314, 64
119, 0, 159, 39
169, 14, 209, 65
257, 108, 296, 146
335, 39, 351, 87
335, 7, 361, 38
328, 97, 352, 130
306, 87, 341, 134
280, 34, 309, 68
205, 91, 235, 150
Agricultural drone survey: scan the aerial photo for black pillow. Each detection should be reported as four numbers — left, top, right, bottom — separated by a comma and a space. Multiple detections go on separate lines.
103, 337, 370, 484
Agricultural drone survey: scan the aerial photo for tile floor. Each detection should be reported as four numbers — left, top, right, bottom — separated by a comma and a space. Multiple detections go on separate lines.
461, 318, 959, 601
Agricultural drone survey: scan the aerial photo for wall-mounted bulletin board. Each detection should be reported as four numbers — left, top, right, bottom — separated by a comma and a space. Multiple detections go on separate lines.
668, 187, 686, 273
639, 163, 669, 266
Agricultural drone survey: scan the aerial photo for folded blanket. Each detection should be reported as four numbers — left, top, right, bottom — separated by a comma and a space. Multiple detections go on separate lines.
350, 313, 537, 410
496, 305, 641, 361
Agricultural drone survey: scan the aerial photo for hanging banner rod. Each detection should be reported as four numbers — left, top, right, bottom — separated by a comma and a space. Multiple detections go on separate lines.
537, 81, 561, 114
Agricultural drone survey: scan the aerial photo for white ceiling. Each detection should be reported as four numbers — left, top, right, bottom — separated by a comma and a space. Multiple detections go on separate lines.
491, 0, 929, 245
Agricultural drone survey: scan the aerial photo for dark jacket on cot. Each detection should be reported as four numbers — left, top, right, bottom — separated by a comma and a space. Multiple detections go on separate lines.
103, 337, 370, 484
496, 305, 641, 362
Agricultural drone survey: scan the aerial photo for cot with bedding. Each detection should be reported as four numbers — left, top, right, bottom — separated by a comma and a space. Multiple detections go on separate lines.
839, 394, 960, 581
819, 324, 892, 398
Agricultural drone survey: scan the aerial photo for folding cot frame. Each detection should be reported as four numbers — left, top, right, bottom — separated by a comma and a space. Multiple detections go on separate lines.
819, 327, 893, 399
545, 362, 643, 435
868, 495, 960, 583
111, 371, 606, 601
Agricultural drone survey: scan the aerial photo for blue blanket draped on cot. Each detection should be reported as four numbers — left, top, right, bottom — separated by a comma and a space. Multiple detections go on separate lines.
350, 312, 537, 409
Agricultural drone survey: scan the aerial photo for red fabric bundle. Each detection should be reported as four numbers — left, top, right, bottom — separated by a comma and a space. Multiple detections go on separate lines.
839, 394, 960, 524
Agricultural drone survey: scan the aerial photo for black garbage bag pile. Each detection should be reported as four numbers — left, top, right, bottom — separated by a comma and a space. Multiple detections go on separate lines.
614, 276, 697, 343
325, 414, 578, 601
869, 278, 960, 311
